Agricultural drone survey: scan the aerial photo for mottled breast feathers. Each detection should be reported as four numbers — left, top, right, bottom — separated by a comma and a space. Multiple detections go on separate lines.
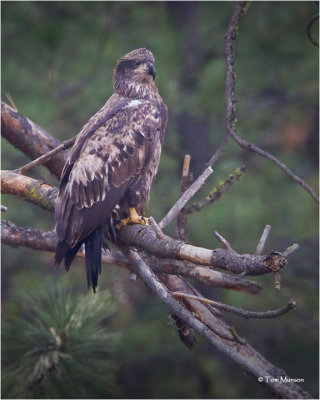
55, 94, 167, 248
54, 48, 167, 292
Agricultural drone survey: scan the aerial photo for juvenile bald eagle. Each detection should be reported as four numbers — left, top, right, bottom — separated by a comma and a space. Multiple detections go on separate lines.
55, 48, 168, 292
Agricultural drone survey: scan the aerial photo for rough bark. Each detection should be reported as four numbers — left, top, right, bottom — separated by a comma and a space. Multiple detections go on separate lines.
1, 102, 68, 178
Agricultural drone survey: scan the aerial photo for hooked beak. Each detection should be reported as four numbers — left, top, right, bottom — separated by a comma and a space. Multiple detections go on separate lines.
147, 64, 156, 80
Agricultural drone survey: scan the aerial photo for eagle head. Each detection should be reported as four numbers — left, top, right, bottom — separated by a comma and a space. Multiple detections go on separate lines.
113, 48, 157, 97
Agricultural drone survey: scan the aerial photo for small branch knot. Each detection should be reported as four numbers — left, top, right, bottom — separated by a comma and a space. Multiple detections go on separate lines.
264, 252, 287, 272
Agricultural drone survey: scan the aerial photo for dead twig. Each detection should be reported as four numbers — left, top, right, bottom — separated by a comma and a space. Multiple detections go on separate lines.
224, 2, 319, 204
214, 230, 234, 251
177, 154, 191, 240
172, 292, 296, 319
159, 165, 213, 229
185, 166, 246, 215
1, 101, 67, 178
255, 225, 272, 255
5, 92, 18, 112
282, 243, 300, 258
307, 13, 319, 47
15, 137, 76, 176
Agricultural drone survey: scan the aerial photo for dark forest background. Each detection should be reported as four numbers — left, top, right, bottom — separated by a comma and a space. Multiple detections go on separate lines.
1, 1, 318, 398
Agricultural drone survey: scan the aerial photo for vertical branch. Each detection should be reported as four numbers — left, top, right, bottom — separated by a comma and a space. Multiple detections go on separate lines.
177, 154, 191, 240
224, 3, 319, 203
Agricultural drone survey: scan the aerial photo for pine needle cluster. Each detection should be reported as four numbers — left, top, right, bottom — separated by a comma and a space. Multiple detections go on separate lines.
2, 277, 119, 399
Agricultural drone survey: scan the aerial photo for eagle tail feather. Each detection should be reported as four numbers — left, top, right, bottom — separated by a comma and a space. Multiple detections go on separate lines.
55, 240, 83, 270
54, 240, 71, 269
85, 227, 102, 293
64, 241, 84, 270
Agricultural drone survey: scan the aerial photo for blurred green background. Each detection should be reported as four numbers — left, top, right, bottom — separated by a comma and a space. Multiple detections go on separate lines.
1, 1, 318, 398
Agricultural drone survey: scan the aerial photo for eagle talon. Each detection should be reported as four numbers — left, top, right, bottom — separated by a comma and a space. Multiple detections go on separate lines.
116, 208, 149, 230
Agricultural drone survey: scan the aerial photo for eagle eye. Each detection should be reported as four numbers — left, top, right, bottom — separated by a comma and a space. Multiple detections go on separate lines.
133, 60, 140, 67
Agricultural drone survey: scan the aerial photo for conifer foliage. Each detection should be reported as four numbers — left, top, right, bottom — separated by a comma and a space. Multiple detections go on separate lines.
2, 277, 119, 398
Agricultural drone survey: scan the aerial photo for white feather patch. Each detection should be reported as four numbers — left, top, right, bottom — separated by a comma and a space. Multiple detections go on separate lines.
126, 99, 142, 108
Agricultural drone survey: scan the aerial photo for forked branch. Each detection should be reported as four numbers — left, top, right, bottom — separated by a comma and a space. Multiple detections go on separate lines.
225, 2, 319, 204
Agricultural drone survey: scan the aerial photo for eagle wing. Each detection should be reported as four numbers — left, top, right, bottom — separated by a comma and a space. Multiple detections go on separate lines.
55, 96, 166, 252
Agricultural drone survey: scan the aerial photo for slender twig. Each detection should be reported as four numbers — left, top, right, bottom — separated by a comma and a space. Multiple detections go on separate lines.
224, 2, 319, 204
180, 155, 191, 192
159, 165, 213, 229
185, 166, 246, 215
159, 130, 231, 230
255, 225, 272, 255
282, 243, 300, 258
5, 92, 18, 112
177, 154, 191, 240
307, 13, 319, 47
172, 292, 297, 319
1, 101, 67, 178
15, 137, 75, 175
149, 216, 165, 238
206, 133, 229, 167
213, 231, 234, 251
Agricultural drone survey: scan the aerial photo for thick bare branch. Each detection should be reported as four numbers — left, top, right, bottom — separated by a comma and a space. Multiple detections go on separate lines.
1, 221, 261, 294
148, 256, 262, 294
118, 224, 288, 276
1, 101, 68, 178
124, 249, 311, 399
1, 170, 290, 277
1, 170, 57, 212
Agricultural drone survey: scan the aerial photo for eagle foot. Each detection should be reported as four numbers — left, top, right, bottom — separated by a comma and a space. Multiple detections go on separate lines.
116, 207, 149, 230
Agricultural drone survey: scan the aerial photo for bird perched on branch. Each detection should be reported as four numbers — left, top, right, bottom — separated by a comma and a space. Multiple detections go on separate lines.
55, 48, 168, 292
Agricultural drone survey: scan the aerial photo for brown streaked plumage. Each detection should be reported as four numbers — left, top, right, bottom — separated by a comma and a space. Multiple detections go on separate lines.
55, 48, 168, 292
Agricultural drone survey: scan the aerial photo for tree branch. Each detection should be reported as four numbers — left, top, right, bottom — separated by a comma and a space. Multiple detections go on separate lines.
1, 101, 68, 178
306, 12, 319, 47
159, 165, 213, 229
0, 166, 290, 277
15, 137, 76, 176
123, 249, 311, 399
118, 224, 288, 276
1, 149, 310, 399
172, 292, 296, 319
177, 154, 191, 241
1, 170, 57, 212
184, 166, 246, 215
224, 2, 319, 204
1, 220, 262, 294
1, 4, 314, 395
